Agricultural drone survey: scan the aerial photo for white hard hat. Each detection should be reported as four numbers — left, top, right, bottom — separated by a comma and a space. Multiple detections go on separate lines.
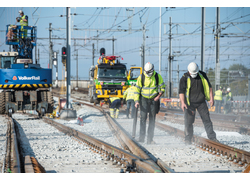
144, 62, 154, 77
188, 62, 199, 75
19, 10, 23, 14
227, 87, 231, 91
144, 62, 154, 71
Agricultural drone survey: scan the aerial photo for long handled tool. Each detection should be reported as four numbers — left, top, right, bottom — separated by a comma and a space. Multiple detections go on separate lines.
132, 106, 138, 138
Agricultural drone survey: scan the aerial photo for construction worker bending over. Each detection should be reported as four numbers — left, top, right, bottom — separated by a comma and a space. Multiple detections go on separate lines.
134, 62, 165, 144
108, 97, 121, 118
224, 87, 233, 114
123, 82, 137, 118
214, 86, 223, 113
179, 62, 218, 145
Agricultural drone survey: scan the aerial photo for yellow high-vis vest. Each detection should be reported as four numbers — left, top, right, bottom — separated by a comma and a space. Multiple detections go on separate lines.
214, 90, 223, 101
123, 86, 137, 101
186, 73, 210, 106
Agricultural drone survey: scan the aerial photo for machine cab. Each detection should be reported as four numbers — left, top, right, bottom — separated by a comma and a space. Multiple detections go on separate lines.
127, 67, 142, 80
0, 52, 18, 69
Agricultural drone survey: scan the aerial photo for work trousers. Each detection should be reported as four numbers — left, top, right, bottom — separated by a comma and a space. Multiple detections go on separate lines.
139, 96, 157, 142
126, 99, 135, 118
110, 99, 121, 109
224, 101, 231, 114
184, 101, 216, 142
214, 100, 222, 113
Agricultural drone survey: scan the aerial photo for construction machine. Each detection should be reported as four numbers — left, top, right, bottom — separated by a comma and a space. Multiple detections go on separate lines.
89, 48, 131, 104
0, 24, 54, 117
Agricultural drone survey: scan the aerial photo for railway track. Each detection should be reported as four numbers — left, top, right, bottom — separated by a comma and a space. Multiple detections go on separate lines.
2, 115, 45, 173
61, 92, 250, 172
1, 89, 249, 173
158, 110, 250, 135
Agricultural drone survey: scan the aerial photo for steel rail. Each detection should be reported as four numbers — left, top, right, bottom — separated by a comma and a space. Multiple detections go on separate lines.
42, 116, 163, 173
154, 121, 250, 173
160, 113, 250, 135
164, 108, 250, 122
4, 117, 21, 173
74, 99, 174, 173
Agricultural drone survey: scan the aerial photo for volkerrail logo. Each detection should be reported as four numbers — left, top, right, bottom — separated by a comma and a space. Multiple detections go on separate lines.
13, 76, 17, 80
17, 76, 40, 80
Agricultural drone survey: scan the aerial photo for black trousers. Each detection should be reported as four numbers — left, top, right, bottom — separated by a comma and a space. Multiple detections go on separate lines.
126, 99, 135, 118
184, 101, 216, 142
139, 96, 157, 142
110, 99, 121, 109
214, 100, 222, 113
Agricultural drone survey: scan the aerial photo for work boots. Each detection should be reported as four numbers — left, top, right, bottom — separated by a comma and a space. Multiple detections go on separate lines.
110, 108, 115, 118
115, 109, 119, 118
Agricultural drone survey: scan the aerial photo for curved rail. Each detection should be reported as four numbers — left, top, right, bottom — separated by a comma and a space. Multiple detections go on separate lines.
43, 116, 164, 173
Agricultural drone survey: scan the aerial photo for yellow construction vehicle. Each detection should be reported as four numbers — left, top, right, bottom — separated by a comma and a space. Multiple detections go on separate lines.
89, 48, 129, 104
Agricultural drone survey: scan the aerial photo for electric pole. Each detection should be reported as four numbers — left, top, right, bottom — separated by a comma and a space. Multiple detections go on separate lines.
92, 43, 95, 66
38, 48, 40, 64
142, 24, 146, 67
56, 51, 58, 88
201, 7, 205, 71
159, 7, 162, 75
112, 36, 115, 55
35, 42, 37, 64
168, 17, 172, 98
215, 7, 221, 91
76, 49, 78, 88
66, 7, 71, 109
49, 23, 53, 80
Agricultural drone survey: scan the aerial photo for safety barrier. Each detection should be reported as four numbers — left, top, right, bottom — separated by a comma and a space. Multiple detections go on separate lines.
231, 101, 250, 114
160, 98, 180, 109
160, 98, 250, 114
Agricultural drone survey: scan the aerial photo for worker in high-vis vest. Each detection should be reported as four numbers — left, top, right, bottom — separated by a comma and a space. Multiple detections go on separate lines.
179, 62, 218, 145
134, 62, 165, 144
108, 97, 121, 118
214, 86, 223, 113
224, 87, 233, 114
17, 10, 28, 38
123, 81, 137, 119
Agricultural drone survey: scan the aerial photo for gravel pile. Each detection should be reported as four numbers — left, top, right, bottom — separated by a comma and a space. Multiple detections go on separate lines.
13, 113, 122, 173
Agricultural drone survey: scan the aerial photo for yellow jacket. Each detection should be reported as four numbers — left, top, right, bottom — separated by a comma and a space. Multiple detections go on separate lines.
123, 86, 137, 101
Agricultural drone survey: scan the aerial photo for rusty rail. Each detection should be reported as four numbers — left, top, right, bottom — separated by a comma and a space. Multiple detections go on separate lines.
73, 99, 174, 173
43, 116, 164, 173
160, 112, 250, 135
155, 121, 250, 173
4, 117, 21, 173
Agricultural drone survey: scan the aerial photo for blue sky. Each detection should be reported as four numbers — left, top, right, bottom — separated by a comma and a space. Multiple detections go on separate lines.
0, 1, 250, 88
